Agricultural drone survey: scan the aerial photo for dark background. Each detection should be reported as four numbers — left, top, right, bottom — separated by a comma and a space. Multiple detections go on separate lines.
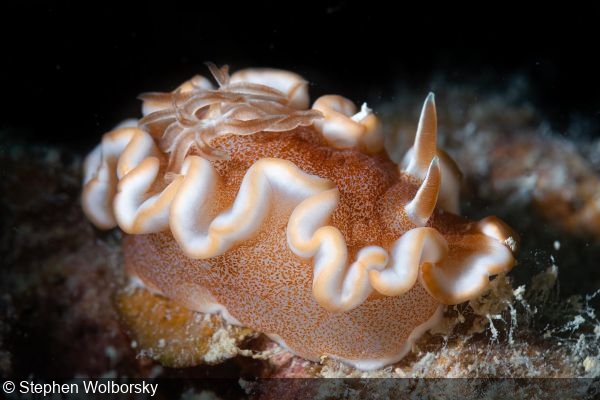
2, 2, 600, 153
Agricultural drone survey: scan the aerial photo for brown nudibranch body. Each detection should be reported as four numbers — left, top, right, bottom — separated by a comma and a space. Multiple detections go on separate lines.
82, 64, 519, 370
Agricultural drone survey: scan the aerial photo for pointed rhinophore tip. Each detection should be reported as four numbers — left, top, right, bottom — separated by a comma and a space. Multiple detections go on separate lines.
404, 156, 441, 227
403, 93, 438, 179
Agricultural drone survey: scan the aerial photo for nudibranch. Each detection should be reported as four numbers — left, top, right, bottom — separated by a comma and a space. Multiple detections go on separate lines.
82, 64, 519, 370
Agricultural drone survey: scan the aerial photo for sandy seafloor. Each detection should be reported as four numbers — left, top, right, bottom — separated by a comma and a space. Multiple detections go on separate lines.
1, 72, 599, 399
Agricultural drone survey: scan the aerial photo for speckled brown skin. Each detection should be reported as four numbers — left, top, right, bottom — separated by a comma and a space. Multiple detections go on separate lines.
122, 126, 495, 364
